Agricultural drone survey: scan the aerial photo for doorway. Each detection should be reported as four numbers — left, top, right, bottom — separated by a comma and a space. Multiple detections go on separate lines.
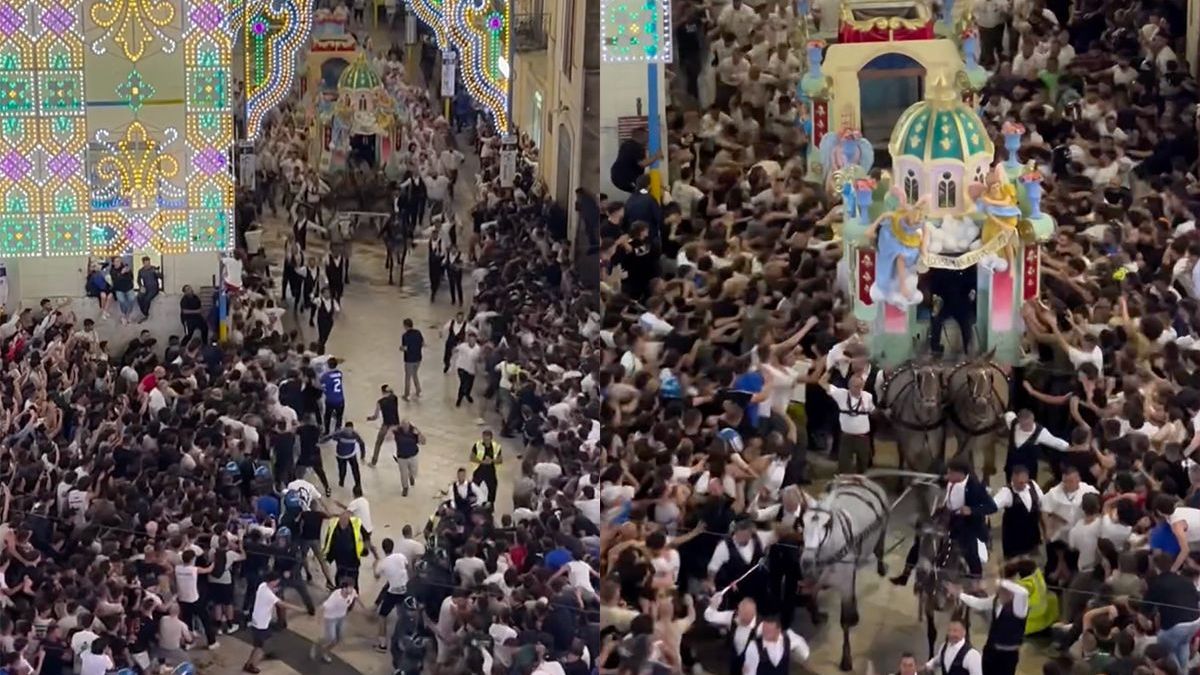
858, 54, 925, 152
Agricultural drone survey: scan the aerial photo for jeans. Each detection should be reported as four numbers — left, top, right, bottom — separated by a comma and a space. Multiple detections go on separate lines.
371, 424, 397, 465
1158, 617, 1200, 671
115, 290, 136, 316
138, 288, 159, 318
403, 361, 421, 398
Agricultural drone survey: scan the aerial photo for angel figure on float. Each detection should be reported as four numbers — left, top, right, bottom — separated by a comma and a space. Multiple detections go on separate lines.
970, 163, 1022, 272
864, 188, 929, 306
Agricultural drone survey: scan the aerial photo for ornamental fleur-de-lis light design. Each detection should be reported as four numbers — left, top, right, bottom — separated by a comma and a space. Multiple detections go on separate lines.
94, 122, 179, 210
90, 0, 177, 62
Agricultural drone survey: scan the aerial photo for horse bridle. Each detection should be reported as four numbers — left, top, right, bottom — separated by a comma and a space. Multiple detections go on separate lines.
805, 482, 889, 567
883, 365, 944, 433
946, 361, 1008, 435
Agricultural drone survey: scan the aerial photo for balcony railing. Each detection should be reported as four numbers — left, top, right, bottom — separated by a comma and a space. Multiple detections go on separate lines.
512, 12, 549, 52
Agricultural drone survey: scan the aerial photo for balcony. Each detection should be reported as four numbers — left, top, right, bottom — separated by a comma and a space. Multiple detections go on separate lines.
512, 13, 549, 52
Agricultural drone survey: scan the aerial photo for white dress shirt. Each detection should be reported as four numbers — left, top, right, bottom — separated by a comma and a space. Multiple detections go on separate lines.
992, 482, 1044, 511
1002, 412, 1069, 452
702, 606, 758, 654
707, 532, 774, 577
925, 639, 983, 675
741, 631, 810, 674
1042, 481, 1100, 541
958, 580, 1030, 618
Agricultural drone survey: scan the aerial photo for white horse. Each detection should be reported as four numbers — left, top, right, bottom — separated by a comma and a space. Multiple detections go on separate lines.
799, 476, 892, 672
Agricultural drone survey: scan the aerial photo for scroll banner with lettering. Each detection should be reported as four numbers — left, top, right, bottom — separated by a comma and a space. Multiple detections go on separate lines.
1022, 246, 1040, 300
921, 228, 1016, 270
857, 247, 874, 306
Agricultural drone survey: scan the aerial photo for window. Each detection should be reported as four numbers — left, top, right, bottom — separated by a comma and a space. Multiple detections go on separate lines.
903, 169, 919, 205
531, 91, 544, 148
937, 171, 956, 208
561, 0, 576, 79
358, 97, 367, 111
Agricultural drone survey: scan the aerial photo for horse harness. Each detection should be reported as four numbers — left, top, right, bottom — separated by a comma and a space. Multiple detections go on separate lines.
883, 366, 944, 433
947, 363, 1009, 436
808, 482, 889, 566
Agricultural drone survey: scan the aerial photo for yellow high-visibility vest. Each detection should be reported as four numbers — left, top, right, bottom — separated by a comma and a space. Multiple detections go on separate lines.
322, 517, 364, 557
470, 440, 502, 465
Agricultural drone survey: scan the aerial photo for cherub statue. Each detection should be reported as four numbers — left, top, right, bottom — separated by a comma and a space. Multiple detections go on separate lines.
818, 124, 874, 193
864, 188, 929, 306
970, 163, 1021, 271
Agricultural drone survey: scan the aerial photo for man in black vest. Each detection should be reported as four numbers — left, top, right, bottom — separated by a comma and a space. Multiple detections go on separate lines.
993, 465, 1043, 560
702, 593, 760, 675
706, 520, 768, 607
951, 577, 1029, 675
1002, 409, 1069, 482
738, 616, 810, 675
752, 486, 821, 628
943, 457, 998, 577
924, 618, 982, 675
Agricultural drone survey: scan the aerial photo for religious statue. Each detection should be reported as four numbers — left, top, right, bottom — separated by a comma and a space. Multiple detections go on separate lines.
972, 163, 1021, 271
865, 189, 928, 306
819, 124, 874, 193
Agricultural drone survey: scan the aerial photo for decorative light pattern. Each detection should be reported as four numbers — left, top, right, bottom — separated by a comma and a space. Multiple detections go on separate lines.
406, 0, 511, 133
230, 0, 315, 140
408, 0, 448, 49
185, 0, 234, 251
600, 0, 673, 64
0, 0, 234, 256
89, 0, 177, 61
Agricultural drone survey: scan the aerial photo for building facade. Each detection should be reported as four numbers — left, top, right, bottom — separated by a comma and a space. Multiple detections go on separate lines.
509, 0, 598, 242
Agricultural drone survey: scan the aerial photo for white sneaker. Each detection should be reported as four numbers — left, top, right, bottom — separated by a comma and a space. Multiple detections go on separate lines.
208, 642, 221, 650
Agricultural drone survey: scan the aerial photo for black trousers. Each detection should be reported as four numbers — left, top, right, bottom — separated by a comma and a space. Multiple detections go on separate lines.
982, 645, 1021, 675
337, 455, 362, 490
447, 269, 463, 305
456, 369, 475, 406
443, 337, 458, 372
183, 317, 209, 345
324, 402, 344, 433
429, 263, 443, 301
300, 459, 330, 491
316, 316, 333, 353
180, 599, 217, 645
137, 288, 158, 317
334, 563, 360, 591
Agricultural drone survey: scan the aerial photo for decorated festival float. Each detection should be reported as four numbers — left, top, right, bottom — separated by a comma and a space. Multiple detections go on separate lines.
301, 10, 399, 172
799, 0, 1055, 367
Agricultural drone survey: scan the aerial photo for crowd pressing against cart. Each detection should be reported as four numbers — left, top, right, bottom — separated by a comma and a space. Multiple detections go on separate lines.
596, 0, 1200, 674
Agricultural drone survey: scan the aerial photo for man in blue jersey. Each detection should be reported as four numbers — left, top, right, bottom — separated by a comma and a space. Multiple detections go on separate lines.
320, 358, 346, 434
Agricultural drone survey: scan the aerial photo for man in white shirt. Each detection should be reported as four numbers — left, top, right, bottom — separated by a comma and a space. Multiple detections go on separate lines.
314, 581, 357, 662
973, 0, 1010, 66
1042, 465, 1099, 581
926, 618, 983, 675
821, 371, 875, 474
453, 333, 483, 407
394, 524, 426, 562
703, 592, 761, 675
740, 616, 810, 674
1002, 409, 1069, 480
374, 538, 411, 650
1068, 493, 1131, 572
78, 640, 115, 675
174, 549, 219, 649
244, 573, 304, 673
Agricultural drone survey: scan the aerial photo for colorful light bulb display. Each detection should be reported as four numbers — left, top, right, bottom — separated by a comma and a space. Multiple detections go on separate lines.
405, 0, 511, 133
0, 0, 235, 256
231, 0, 315, 140
600, 0, 673, 63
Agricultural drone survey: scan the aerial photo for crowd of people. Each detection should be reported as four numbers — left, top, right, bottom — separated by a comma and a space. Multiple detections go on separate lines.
0, 13, 611, 675
598, 0, 1200, 674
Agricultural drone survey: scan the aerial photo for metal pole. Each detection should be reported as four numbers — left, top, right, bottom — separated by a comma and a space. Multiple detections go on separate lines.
646, 62, 662, 201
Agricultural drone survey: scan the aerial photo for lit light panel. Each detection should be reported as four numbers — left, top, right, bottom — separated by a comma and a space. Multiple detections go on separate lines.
600, 0, 673, 64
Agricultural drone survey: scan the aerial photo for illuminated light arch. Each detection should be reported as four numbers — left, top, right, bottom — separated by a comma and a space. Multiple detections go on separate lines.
408, 0, 449, 48
229, 0, 315, 140
405, 0, 511, 133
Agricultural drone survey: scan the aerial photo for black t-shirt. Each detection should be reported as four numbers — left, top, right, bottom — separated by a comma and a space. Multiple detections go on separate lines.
402, 329, 424, 363
180, 294, 201, 317
272, 431, 296, 460
378, 393, 400, 425
38, 639, 68, 675
610, 139, 645, 192
300, 510, 325, 540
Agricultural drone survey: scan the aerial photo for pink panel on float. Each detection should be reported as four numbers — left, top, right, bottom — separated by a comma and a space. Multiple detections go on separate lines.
883, 303, 907, 333
991, 267, 1014, 332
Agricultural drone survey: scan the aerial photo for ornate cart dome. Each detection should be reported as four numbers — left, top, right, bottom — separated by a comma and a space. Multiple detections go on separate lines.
338, 54, 382, 91
888, 74, 994, 217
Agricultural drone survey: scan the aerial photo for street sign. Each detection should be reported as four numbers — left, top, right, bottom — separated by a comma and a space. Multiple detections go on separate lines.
441, 50, 457, 98
499, 135, 518, 188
